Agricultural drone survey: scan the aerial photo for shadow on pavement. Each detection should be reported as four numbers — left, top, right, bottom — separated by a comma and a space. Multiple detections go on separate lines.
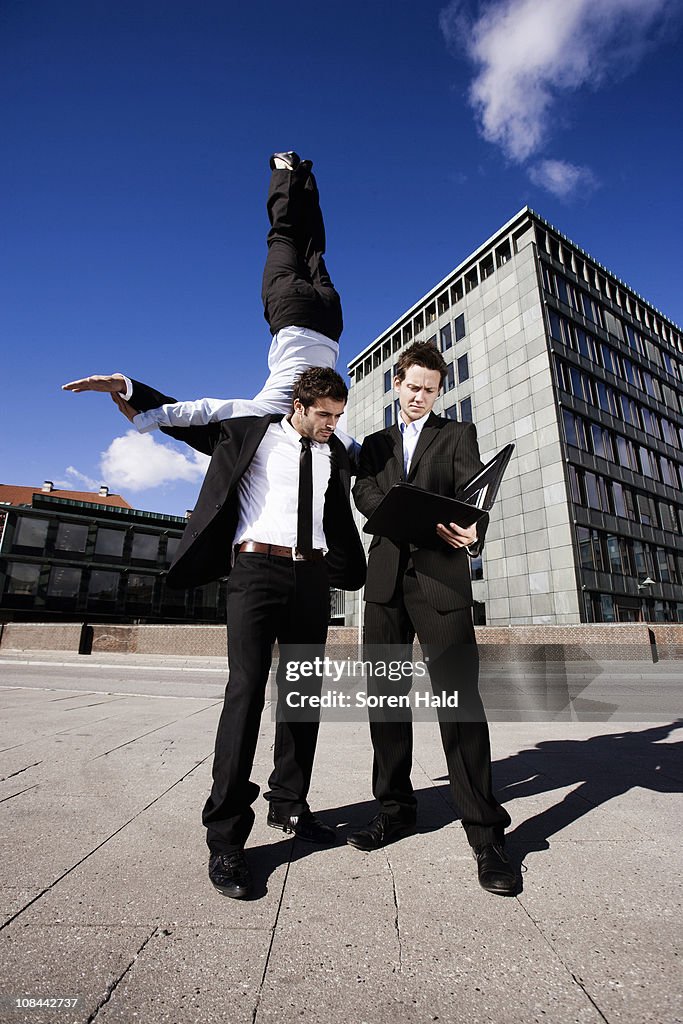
242, 720, 683, 898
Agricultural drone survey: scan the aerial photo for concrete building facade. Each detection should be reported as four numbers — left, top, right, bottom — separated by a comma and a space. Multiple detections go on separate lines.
346, 208, 683, 627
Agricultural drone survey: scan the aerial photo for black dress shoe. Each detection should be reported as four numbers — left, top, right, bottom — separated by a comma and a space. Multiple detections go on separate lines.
267, 805, 336, 844
346, 813, 416, 852
269, 151, 301, 171
474, 844, 517, 896
208, 850, 252, 899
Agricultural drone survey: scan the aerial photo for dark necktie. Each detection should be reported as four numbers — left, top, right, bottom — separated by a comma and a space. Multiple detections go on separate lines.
297, 436, 313, 556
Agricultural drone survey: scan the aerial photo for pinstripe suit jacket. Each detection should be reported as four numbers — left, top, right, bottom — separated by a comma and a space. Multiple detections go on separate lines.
353, 414, 488, 611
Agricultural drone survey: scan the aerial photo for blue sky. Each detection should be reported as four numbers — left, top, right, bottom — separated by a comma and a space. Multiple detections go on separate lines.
2, 0, 682, 516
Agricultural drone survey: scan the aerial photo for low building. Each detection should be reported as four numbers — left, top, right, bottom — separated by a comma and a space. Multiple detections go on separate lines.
0, 481, 227, 624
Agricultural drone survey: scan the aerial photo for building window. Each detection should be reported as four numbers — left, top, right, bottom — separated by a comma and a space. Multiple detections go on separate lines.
95, 527, 125, 558
438, 292, 450, 315
454, 313, 466, 341
373, 349, 382, 369
459, 397, 472, 422
444, 403, 457, 421
88, 570, 120, 603
402, 324, 413, 345
480, 253, 494, 280
440, 323, 452, 352
131, 533, 159, 562
55, 522, 89, 553
445, 364, 455, 392
5, 562, 41, 596
413, 313, 424, 335
457, 354, 469, 384
384, 405, 393, 429
126, 573, 155, 610
495, 241, 511, 267
470, 554, 484, 580
48, 566, 82, 599
450, 280, 463, 304
165, 536, 181, 564
464, 267, 478, 293
384, 369, 392, 393
13, 517, 49, 551
383, 341, 391, 361
392, 334, 402, 353
426, 303, 436, 325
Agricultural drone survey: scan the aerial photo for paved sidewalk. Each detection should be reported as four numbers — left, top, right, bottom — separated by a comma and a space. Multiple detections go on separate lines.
0, 652, 681, 1024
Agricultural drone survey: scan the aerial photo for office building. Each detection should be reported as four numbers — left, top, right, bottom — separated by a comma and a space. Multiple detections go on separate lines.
346, 208, 683, 626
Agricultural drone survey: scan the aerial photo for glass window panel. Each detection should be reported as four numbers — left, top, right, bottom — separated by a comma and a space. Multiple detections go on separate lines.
454, 313, 466, 341
444, 403, 458, 421
457, 354, 469, 383
383, 369, 392, 393
591, 423, 605, 458
444, 363, 455, 392
606, 536, 622, 574
165, 536, 181, 564
5, 562, 41, 595
440, 323, 452, 352
384, 405, 393, 429
563, 409, 578, 447
131, 533, 159, 561
48, 566, 81, 598
460, 397, 472, 422
14, 517, 49, 550
126, 573, 155, 606
95, 528, 126, 557
577, 527, 593, 569
585, 473, 601, 510
88, 570, 119, 601
55, 522, 89, 553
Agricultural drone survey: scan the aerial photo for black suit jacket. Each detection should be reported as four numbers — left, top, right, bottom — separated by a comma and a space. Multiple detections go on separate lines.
129, 379, 366, 592
353, 413, 487, 611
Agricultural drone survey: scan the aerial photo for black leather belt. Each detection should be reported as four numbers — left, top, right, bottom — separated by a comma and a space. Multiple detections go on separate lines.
236, 541, 325, 562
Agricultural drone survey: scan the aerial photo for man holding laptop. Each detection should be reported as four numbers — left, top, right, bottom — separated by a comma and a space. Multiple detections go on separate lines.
348, 341, 516, 896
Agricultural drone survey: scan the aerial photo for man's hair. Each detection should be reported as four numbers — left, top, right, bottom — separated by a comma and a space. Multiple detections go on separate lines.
395, 341, 448, 385
292, 366, 348, 409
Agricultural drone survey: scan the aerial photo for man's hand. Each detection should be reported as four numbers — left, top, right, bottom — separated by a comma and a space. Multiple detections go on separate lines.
436, 521, 478, 549
111, 392, 139, 422
62, 374, 127, 394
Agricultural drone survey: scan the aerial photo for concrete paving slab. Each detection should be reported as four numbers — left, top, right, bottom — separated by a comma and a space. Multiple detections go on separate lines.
24, 760, 289, 928
0, 925, 154, 1024
93, 926, 270, 1024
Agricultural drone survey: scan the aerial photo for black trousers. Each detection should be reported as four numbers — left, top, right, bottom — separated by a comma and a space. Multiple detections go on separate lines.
364, 565, 510, 849
261, 165, 343, 342
202, 553, 330, 852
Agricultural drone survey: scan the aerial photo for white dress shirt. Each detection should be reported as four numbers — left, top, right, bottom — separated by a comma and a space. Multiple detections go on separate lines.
120, 326, 359, 458
399, 412, 429, 475
234, 417, 331, 550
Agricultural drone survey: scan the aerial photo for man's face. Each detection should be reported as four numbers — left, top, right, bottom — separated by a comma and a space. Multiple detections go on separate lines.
292, 397, 346, 443
394, 364, 442, 423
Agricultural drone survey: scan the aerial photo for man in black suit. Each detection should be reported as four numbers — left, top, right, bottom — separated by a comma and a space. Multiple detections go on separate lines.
102, 366, 365, 899
347, 341, 515, 896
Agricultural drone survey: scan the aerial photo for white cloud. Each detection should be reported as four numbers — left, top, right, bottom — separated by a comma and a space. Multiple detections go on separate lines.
528, 159, 597, 199
54, 466, 101, 491
99, 431, 210, 493
440, 0, 677, 162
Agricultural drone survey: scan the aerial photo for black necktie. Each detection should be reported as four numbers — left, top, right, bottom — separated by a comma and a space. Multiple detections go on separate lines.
297, 436, 313, 556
